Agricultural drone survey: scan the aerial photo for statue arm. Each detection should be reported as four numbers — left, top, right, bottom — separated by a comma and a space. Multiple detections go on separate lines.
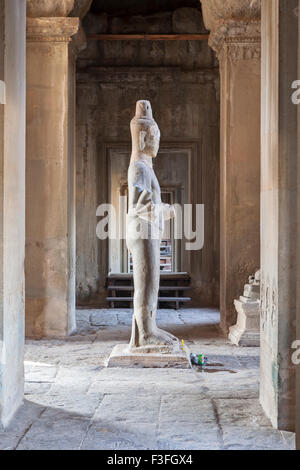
129, 163, 175, 224
129, 164, 156, 222
131, 187, 158, 224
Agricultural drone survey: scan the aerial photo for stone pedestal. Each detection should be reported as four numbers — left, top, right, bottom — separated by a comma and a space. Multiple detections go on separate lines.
229, 271, 260, 347
107, 344, 189, 369
201, 0, 261, 333
26, 17, 79, 337
229, 300, 260, 347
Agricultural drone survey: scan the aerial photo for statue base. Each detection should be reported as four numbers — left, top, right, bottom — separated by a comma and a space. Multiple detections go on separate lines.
107, 344, 189, 369
228, 299, 260, 347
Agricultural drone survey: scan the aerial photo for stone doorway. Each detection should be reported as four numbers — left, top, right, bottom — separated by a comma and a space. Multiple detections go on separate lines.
76, 5, 220, 310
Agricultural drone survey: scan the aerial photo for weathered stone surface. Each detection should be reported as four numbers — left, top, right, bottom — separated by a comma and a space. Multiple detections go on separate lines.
25, 382, 52, 396
160, 396, 215, 423
90, 309, 119, 326
172, 7, 207, 33
26, 16, 79, 338
158, 422, 221, 450
0, 0, 26, 428
27, 0, 75, 17
179, 307, 219, 325
201, 0, 261, 55
0, 401, 44, 450
110, 12, 172, 34
229, 271, 260, 346
26, 16, 79, 41
70, 0, 92, 18
221, 426, 295, 450
0, 308, 293, 450
94, 393, 160, 423
25, 363, 57, 384
82, 11, 108, 34
81, 422, 157, 450
39, 391, 101, 418
17, 409, 90, 450
260, 0, 297, 432
107, 344, 189, 368
215, 398, 271, 427
229, 301, 260, 346
117, 310, 134, 326
50, 365, 97, 392
201, 0, 261, 32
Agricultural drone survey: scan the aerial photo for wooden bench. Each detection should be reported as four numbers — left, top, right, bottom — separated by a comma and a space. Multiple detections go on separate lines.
106, 272, 191, 310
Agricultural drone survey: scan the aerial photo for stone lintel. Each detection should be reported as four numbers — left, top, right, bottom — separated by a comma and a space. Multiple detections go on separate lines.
27, 17, 79, 43
107, 344, 190, 369
76, 67, 219, 85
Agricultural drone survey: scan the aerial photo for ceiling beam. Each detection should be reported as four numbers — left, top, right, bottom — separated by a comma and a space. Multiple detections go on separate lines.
87, 34, 209, 41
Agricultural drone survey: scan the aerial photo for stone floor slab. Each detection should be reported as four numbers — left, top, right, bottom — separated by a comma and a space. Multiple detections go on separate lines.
16, 409, 90, 450
5, 308, 292, 450
158, 422, 221, 450
159, 396, 215, 424
81, 422, 156, 450
94, 393, 161, 423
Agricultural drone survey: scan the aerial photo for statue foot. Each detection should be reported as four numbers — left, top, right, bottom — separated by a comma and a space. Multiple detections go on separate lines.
155, 327, 178, 344
130, 328, 179, 354
129, 311, 179, 353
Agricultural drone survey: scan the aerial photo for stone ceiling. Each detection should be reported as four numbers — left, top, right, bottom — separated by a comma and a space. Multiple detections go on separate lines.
90, 0, 201, 16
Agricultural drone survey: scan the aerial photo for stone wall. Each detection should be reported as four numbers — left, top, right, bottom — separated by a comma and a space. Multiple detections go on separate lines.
76, 7, 220, 307
0, 0, 26, 426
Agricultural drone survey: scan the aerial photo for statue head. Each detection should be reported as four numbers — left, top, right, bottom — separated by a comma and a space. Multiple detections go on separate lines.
130, 100, 160, 158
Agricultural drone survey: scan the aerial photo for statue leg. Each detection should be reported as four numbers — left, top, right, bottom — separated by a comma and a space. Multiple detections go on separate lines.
128, 237, 178, 351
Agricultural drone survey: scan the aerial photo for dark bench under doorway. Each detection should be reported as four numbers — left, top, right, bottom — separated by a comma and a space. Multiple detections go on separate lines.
106, 272, 191, 310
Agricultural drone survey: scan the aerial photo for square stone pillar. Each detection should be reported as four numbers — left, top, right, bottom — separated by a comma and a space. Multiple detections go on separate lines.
201, 1, 261, 333
297, 0, 300, 447
0, 0, 26, 426
260, 0, 298, 431
212, 25, 261, 333
26, 17, 79, 337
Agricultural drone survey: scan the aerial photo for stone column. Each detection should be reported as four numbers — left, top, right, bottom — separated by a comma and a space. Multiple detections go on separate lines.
260, 0, 298, 432
297, 0, 300, 449
201, 0, 261, 333
26, 16, 80, 337
0, 0, 26, 426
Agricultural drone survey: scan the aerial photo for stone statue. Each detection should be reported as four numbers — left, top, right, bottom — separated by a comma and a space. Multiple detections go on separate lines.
126, 100, 179, 353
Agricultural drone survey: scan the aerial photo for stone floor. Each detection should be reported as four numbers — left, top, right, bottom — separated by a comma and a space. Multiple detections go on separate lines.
0, 308, 295, 450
